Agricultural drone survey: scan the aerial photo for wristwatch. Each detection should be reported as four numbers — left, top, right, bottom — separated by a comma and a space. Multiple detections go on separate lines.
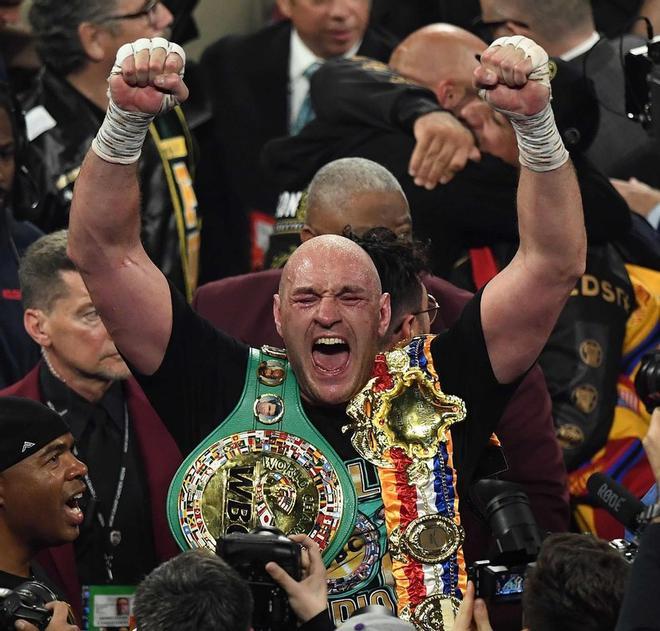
638, 502, 660, 527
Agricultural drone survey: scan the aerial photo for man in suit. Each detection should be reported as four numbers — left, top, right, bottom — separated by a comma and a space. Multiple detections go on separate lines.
198, 0, 397, 276
477, 0, 649, 176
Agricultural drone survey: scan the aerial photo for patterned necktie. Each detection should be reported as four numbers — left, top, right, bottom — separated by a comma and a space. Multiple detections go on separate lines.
291, 62, 322, 135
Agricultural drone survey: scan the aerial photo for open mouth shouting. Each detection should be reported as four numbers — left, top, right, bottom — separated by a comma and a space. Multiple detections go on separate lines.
64, 486, 86, 527
311, 336, 351, 376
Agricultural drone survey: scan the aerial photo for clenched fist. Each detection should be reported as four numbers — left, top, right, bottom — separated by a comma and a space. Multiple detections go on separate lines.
109, 37, 189, 115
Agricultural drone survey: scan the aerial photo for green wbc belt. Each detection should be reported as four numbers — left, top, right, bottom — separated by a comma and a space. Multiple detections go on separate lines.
167, 345, 358, 564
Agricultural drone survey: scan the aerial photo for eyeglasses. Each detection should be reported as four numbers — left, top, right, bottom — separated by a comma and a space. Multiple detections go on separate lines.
413, 294, 440, 325
104, 0, 161, 26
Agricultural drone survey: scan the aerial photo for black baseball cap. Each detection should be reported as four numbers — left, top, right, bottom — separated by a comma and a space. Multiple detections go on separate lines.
0, 397, 71, 472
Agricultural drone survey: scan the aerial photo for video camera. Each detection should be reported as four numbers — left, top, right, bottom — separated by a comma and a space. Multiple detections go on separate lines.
584, 350, 660, 561
625, 36, 660, 138
635, 349, 660, 412
0, 581, 58, 631
216, 526, 302, 631
467, 480, 544, 603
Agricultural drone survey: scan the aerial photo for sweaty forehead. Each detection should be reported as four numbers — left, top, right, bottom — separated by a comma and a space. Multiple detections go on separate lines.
282, 236, 382, 295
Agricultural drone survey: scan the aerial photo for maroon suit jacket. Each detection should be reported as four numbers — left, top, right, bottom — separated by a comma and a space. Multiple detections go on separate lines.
193, 270, 570, 561
0, 365, 182, 622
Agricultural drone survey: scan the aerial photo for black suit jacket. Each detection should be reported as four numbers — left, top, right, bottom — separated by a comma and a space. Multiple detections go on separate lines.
200, 20, 396, 215
568, 35, 648, 176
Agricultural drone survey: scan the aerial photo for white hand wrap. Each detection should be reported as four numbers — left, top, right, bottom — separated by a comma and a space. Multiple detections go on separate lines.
483, 36, 569, 172
490, 36, 551, 88
91, 38, 186, 165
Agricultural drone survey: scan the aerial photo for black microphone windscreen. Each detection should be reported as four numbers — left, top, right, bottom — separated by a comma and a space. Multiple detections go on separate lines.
586, 472, 645, 532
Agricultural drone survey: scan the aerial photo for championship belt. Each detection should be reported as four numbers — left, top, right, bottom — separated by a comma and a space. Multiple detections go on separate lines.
345, 336, 468, 631
167, 346, 358, 564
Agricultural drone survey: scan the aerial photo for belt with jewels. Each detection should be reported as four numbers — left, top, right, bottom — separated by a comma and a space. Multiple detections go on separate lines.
167, 345, 357, 564
345, 335, 468, 631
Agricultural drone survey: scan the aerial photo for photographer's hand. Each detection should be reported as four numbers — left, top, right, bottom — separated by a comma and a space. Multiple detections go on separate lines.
453, 582, 494, 631
265, 534, 329, 623
15, 602, 80, 631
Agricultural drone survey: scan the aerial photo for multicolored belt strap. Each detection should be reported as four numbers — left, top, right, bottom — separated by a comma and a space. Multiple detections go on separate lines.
167, 346, 357, 564
345, 335, 468, 630
150, 106, 201, 303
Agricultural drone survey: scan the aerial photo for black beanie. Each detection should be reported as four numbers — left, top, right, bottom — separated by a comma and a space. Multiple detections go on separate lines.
0, 397, 71, 472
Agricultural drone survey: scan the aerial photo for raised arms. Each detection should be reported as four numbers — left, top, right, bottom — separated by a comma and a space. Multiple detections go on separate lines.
67, 40, 189, 375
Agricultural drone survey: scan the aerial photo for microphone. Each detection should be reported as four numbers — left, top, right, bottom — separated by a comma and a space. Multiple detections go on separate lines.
586, 472, 645, 533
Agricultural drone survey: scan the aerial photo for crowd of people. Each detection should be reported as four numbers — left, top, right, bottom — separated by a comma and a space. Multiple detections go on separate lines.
0, 0, 659, 630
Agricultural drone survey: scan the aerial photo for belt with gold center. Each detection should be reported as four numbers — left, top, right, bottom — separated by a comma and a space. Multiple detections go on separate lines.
345, 335, 468, 630
167, 345, 357, 564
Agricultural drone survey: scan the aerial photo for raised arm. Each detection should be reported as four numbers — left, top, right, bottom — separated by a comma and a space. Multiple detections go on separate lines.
477, 37, 587, 384
67, 39, 189, 375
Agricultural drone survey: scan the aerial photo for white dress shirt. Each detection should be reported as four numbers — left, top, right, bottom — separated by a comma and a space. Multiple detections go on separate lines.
288, 28, 361, 129
559, 31, 601, 61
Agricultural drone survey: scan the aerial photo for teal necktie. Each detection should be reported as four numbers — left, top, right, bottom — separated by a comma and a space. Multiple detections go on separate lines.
291, 62, 321, 135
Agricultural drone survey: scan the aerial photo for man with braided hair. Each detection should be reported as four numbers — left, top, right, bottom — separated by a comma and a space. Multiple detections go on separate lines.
67, 35, 585, 629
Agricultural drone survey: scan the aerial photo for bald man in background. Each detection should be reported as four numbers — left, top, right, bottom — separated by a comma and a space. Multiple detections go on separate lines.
263, 24, 629, 277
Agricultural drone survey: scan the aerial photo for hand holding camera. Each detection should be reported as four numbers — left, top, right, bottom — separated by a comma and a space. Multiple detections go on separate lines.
453, 581, 493, 631
265, 533, 329, 624
217, 526, 329, 630
13, 602, 79, 631
0, 581, 77, 631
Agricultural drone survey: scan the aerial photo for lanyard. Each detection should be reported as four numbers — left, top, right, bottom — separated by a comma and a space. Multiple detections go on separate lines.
50, 399, 130, 581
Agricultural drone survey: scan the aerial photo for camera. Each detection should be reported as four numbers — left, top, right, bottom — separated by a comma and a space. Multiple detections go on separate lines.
625, 36, 660, 137
608, 538, 638, 563
467, 480, 544, 603
635, 349, 660, 412
216, 526, 302, 631
0, 581, 57, 631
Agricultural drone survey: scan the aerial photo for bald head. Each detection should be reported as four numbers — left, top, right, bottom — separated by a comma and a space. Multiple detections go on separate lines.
303, 158, 411, 241
281, 234, 382, 298
390, 24, 487, 92
274, 234, 390, 407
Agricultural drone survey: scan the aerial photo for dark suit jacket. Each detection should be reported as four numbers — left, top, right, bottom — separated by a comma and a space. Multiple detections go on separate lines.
193, 270, 570, 557
0, 366, 183, 623
570, 36, 649, 175
200, 20, 397, 217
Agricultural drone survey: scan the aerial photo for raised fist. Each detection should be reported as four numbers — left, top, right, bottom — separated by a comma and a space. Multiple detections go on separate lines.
474, 36, 551, 118
108, 37, 189, 114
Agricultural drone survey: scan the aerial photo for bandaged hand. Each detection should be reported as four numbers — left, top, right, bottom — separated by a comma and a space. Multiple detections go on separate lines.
474, 36, 568, 172
92, 38, 188, 165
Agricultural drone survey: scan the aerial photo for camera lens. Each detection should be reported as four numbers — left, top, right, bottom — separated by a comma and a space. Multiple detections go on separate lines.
635, 350, 660, 412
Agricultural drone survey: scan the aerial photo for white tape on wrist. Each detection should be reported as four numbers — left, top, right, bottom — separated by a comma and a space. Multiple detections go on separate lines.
92, 38, 186, 164
509, 102, 569, 172
91, 99, 153, 164
482, 36, 567, 171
